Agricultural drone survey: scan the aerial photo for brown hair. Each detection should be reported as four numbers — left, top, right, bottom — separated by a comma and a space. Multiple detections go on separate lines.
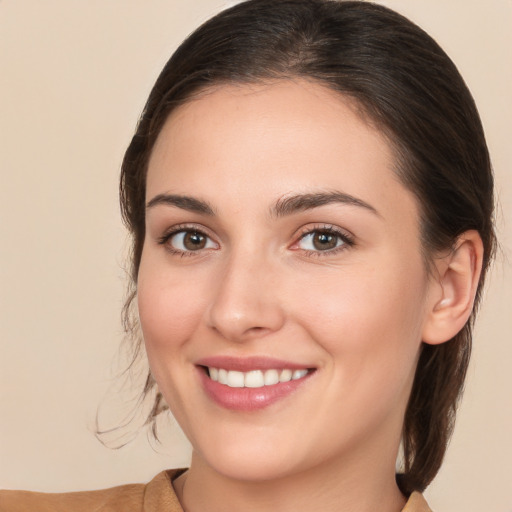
118, 0, 495, 495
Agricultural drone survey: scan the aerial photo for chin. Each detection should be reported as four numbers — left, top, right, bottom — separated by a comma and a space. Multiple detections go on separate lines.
194, 435, 307, 483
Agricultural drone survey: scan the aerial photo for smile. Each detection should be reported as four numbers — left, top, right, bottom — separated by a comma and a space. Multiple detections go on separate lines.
207, 367, 309, 388
196, 357, 316, 411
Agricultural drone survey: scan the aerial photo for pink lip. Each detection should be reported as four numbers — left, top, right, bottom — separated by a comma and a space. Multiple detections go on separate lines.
195, 357, 316, 412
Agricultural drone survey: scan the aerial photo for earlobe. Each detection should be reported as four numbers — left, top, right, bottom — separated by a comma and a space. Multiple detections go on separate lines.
422, 230, 484, 345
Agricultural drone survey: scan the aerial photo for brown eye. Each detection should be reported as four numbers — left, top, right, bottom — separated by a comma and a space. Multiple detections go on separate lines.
312, 232, 338, 250
167, 230, 217, 252
183, 231, 207, 250
297, 229, 351, 253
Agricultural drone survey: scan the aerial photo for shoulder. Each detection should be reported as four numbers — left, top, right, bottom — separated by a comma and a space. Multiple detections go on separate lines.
0, 483, 145, 512
0, 469, 185, 512
402, 491, 433, 512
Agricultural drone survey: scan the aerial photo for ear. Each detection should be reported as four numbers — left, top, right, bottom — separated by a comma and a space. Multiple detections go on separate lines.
422, 230, 484, 345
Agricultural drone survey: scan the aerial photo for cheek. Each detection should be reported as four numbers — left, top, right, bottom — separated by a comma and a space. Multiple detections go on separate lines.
290, 258, 427, 379
136, 262, 209, 359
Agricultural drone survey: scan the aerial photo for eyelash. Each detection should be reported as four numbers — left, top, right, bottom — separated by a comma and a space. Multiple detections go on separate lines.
157, 224, 217, 257
293, 224, 355, 258
157, 223, 355, 258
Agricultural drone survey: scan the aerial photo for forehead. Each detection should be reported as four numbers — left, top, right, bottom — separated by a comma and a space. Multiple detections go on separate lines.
150, 80, 388, 165
146, 79, 417, 224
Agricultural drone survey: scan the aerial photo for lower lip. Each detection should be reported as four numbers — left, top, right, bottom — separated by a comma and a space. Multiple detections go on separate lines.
198, 368, 314, 411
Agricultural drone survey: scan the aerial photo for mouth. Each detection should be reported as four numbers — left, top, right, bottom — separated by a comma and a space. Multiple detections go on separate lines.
204, 366, 311, 388
196, 358, 316, 411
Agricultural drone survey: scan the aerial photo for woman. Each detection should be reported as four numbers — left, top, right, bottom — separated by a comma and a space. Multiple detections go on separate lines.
0, 1, 497, 511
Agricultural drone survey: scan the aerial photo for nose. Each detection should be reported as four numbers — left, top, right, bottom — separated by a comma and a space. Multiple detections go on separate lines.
206, 250, 286, 342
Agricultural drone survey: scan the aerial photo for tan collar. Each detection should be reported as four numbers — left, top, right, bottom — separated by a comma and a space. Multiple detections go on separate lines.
402, 491, 433, 512
143, 470, 186, 512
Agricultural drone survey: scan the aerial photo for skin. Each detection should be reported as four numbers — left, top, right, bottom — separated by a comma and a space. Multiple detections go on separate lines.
137, 80, 479, 512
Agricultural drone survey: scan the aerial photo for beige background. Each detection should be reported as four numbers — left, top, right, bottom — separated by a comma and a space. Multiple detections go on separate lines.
1, 1, 510, 511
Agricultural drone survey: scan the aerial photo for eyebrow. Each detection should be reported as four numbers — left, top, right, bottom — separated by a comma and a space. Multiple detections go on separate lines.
146, 190, 379, 218
271, 191, 380, 218
146, 194, 215, 215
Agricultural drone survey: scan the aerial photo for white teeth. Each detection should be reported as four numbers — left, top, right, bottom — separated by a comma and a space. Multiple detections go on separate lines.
264, 369, 279, 386
279, 369, 293, 383
227, 370, 245, 388
209, 367, 219, 381
208, 367, 309, 388
218, 368, 228, 385
245, 370, 265, 388
292, 369, 308, 380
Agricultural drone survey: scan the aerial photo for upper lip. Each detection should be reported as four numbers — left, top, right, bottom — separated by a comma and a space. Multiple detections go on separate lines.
195, 356, 315, 372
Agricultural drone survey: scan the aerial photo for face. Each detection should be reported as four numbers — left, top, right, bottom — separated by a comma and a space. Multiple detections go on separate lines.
138, 80, 435, 482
